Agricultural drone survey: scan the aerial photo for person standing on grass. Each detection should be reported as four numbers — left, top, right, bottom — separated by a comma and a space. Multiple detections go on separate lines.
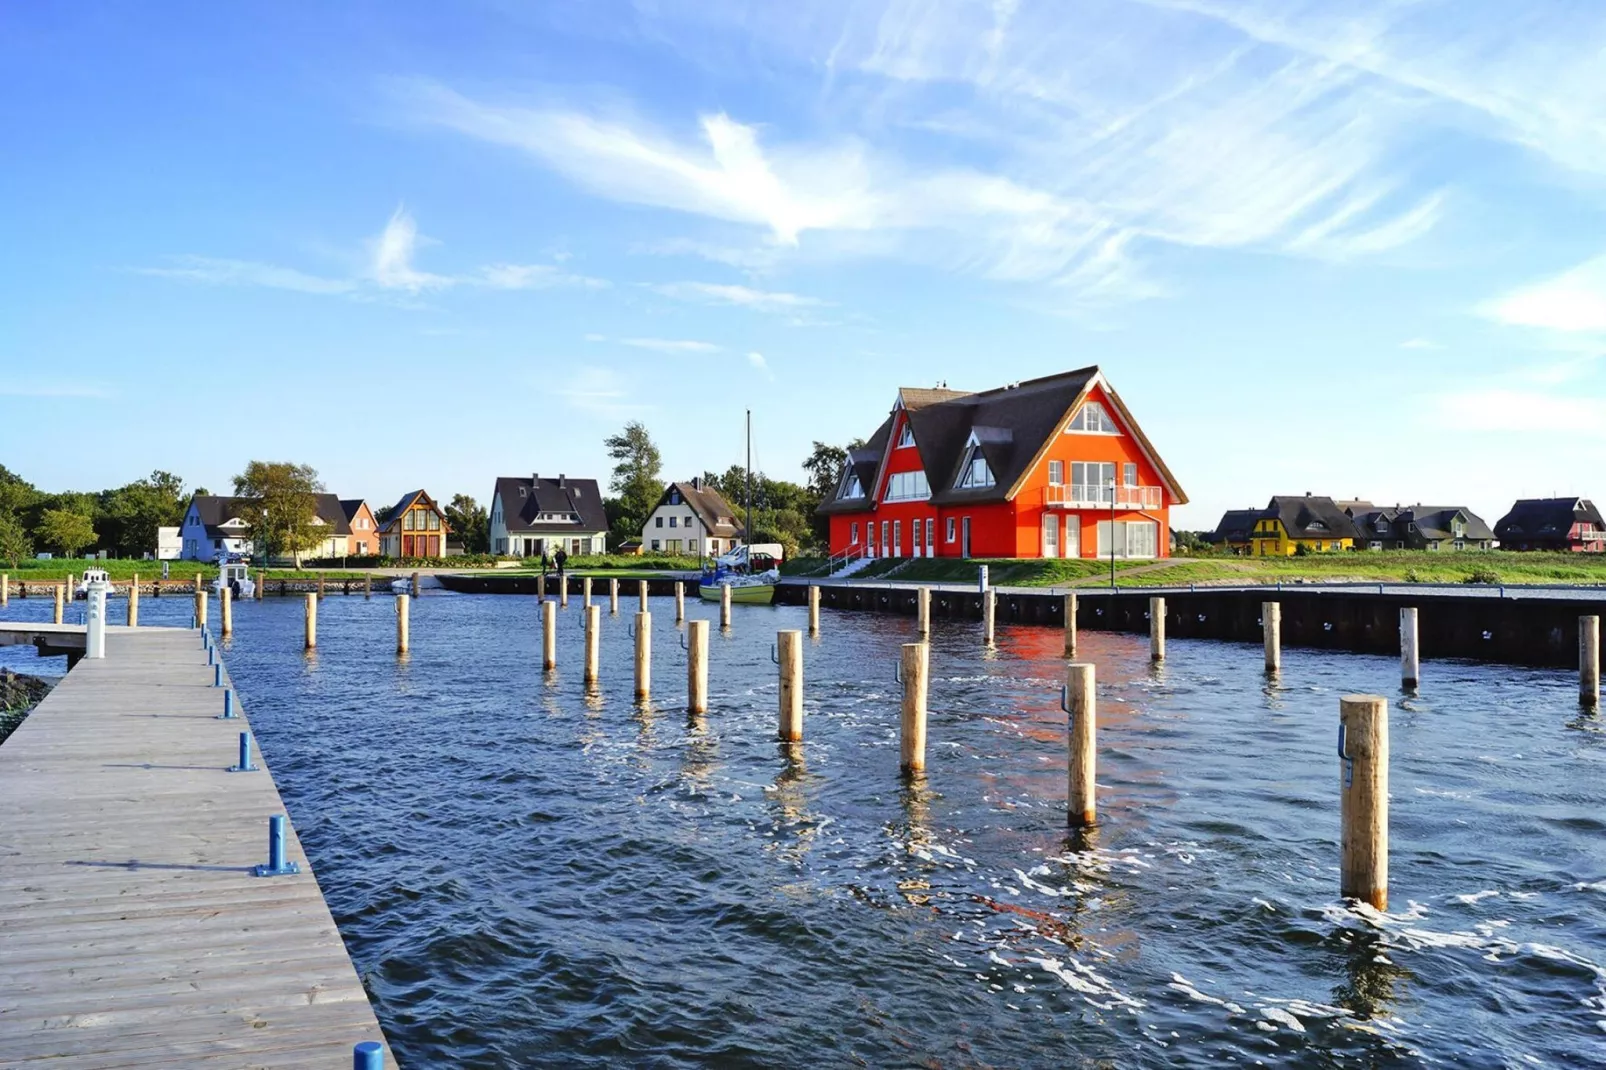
554, 547, 567, 579
540, 550, 551, 579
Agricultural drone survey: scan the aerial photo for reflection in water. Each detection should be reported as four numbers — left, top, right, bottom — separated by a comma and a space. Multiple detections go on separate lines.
766, 743, 818, 866
1331, 925, 1412, 1020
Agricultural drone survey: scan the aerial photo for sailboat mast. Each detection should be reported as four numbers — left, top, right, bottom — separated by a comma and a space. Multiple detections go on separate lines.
745, 408, 752, 548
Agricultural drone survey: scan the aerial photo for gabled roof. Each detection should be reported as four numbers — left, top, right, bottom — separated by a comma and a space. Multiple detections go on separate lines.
1401, 505, 1495, 542
656, 481, 745, 538
1495, 497, 1605, 538
187, 493, 350, 539
1209, 508, 1265, 543
377, 490, 446, 535
339, 498, 370, 523
1264, 495, 1360, 541
818, 415, 894, 515
493, 476, 608, 533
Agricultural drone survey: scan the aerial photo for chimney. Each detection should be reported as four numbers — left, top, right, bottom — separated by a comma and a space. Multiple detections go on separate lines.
558, 473, 566, 489
692, 476, 702, 490
532, 472, 539, 488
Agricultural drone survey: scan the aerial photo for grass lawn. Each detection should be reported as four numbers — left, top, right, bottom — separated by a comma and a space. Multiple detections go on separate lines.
782, 556, 1163, 586
0, 559, 216, 582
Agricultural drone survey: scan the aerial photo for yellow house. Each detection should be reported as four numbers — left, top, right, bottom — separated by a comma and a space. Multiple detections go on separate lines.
1250, 495, 1359, 557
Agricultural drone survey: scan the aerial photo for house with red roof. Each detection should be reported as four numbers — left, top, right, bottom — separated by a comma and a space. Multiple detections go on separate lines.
818, 367, 1186, 562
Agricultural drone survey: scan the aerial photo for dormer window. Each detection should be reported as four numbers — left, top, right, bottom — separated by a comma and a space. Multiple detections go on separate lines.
1066, 401, 1117, 434
897, 424, 915, 449
838, 471, 865, 500
955, 434, 995, 489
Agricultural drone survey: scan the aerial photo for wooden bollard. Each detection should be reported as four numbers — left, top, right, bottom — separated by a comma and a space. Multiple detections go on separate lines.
583, 605, 600, 686
1400, 607, 1419, 688
900, 642, 929, 776
1263, 601, 1281, 672
1063, 592, 1077, 656
317, 575, 326, 600
675, 581, 685, 623
254, 572, 264, 600
634, 611, 651, 700
807, 585, 820, 634
1339, 694, 1389, 910
1150, 596, 1165, 661
1, 572, 7, 606
410, 571, 420, 598
304, 592, 316, 649
53, 583, 64, 624
221, 584, 233, 637
396, 593, 410, 655
687, 619, 709, 713
542, 599, 557, 671
638, 579, 648, 613
560, 575, 569, 607
194, 571, 202, 592
777, 629, 803, 742
916, 587, 930, 637
982, 589, 995, 646
1581, 615, 1600, 707
1066, 663, 1096, 827
608, 577, 618, 614
538, 572, 546, 600
194, 589, 207, 630
127, 574, 139, 626
720, 583, 732, 629
67, 574, 75, 601
583, 576, 593, 609
364, 573, 372, 599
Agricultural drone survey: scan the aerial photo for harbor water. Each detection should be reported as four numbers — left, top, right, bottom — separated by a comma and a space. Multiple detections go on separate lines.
3, 591, 1603, 1067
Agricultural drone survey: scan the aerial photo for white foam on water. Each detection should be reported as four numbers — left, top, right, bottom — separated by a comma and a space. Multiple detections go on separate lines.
1453, 890, 1501, 905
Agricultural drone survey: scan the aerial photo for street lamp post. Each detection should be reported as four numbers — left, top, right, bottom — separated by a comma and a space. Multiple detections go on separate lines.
1109, 475, 1117, 589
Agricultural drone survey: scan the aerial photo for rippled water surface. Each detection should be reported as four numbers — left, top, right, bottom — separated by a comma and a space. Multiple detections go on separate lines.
5, 591, 1605, 1067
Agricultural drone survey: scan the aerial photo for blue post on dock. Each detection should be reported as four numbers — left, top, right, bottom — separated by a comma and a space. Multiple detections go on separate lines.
354, 1040, 383, 1069
220, 688, 235, 719
213, 663, 223, 687
229, 731, 255, 772
253, 814, 300, 877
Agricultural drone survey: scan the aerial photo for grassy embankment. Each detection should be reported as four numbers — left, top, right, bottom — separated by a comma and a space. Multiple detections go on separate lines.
475, 554, 705, 578
0, 559, 215, 583
784, 550, 1606, 588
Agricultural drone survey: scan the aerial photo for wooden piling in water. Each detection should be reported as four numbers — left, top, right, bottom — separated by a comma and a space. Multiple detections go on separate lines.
1581, 615, 1600, 708
721, 584, 732, 629
53, 584, 64, 625
410, 571, 421, 598
687, 619, 709, 713
221, 584, 232, 637
1263, 601, 1281, 672
675, 581, 685, 623
777, 630, 803, 743
635, 611, 651, 700
584, 605, 600, 686
560, 575, 569, 607
1, 572, 8, 607
807, 585, 820, 634
194, 589, 207, 631
1339, 694, 1389, 910
538, 572, 546, 600
397, 593, 410, 656
900, 642, 929, 777
304, 593, 316, 650
317, 575, 325, 600
1063, 592, 1077, 657
255, 572, 264, 600
127, 574, 138, 626
583, 576, 593, 609
1150, 596, 1166, 661
1066, 662, 1096, 828
638, 579, 648, 613
982, 589, 995, 646
364, 573, 372, 599
916, 587, 930, 637
1400, 608, 1419, 689
542, 599, 557, 672
609, 578, 618, 614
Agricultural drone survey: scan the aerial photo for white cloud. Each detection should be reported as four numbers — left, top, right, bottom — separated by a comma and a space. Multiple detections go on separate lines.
1399, 338, 1442, 350
1482, 254, 1606, 333
747, 351, 775, 380
647, 280, 827, 313
1435, 387, 1606, 435
478, 263, 608, 290
371, 206, 451, 292
135, 256, 356, 295
556, 367, 648, 419
620, 337, 723, 353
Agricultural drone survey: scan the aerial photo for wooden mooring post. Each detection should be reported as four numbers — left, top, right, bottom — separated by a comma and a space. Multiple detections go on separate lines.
221, 584, 233, 638
304, 592, 316, 650
1339, 694, 1389, 910
638, 579, 648, 613
807, 585, 820, 635
777, 629, 803, 743
583, 576, 593, 609
1263, 601, 1281, 672
1400, 608, 1419, 689
634, 611, 651, 701
410, 571, 421, 598
538, 573, 547, 600
687, 619, 709, 713
255, 572, 264, 600
900, 642, 928, 777
397, 593, 410, 656
317, 575, 325, 600
53, 583, 64, 625
609, 578, 618, 614
560, 574, 569, 608
721, 583, 732, 630
916, 587, 930, 637
542, 599, 557, 672
982, 589, 995, 647
584, 605, 600, 687
1582, 615, 1600, 708
674, 581, 685, 623
364, 573, 372, 599
1150, 596, 1166, 661
1, 572, 8, 607
1066, 663, 1096, 828
127, 574, 139, 626
1062, 592, 1077, 656
194, 589, 207, 631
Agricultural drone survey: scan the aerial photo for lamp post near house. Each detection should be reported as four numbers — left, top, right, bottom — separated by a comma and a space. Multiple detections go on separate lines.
1108, 474, 1117, 589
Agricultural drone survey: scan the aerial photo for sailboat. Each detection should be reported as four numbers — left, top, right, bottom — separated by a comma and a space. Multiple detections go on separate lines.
699, 409, 781, 605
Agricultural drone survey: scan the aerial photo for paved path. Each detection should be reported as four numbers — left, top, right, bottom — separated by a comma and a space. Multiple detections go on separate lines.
0, 624, 394, 1067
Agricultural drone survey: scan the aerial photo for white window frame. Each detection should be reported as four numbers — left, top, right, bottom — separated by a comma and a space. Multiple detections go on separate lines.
955, 434, 994, 489
850, 522, 859, 544
1048, 460, 1064, 485
839, 471, 865, 500
1066, 401, 1118, 434
945, 517, 956, 543
883, 470, 931, 502
896, 423, 915, 449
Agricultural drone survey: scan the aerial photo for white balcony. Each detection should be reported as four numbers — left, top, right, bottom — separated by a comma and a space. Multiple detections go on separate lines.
1046, 483, 1163, 510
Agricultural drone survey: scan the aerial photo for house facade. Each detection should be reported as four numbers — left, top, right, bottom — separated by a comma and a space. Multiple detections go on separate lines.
1494, 498, 1606, 552
180, 493, 352, 562
1207, 508, 1262, 554
642, 479, 744, 556
378, 490, 450, 559
1249, 496, 1359, 556
489, 474, 608, 558
1347, 504, 1495, 551
820, 367, 1186, 561
341, 499, 380, 556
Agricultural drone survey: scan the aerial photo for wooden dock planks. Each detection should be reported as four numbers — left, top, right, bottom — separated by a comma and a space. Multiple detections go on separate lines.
0, 625, 395, 1068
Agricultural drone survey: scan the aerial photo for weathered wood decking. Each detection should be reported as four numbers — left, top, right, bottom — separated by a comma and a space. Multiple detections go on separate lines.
0, 625, 395, 1067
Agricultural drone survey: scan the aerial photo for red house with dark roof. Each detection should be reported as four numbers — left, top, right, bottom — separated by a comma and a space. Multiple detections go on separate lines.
819, 367, 1186, 562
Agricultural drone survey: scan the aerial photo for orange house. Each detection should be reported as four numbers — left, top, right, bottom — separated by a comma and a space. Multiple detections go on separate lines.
819, 367, 1186, 561
340, 499, 380, 556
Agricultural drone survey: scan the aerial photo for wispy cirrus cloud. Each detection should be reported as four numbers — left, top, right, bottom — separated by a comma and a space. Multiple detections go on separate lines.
556, 367, 649, 419
747, 351, 774, 380
620, 337, 722, 353
135, 256, 356, 295
1481, 254, 1606, 334
0, 382, 115, 399
646, 280, 827, 314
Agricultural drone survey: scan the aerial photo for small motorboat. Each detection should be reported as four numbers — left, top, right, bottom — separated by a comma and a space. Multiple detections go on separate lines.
698, 543, 783, 605
75, 568, 111, 598
210, 557, 256, 599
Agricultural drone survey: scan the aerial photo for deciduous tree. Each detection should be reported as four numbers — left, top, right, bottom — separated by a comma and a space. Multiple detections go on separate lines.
0, 512, 29, 567
231, 461, 324, 566
38, 507, 96, 557
605, 421, 663, 544
444, 494, 489, 554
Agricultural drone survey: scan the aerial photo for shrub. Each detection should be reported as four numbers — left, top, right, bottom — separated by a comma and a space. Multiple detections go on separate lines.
1463, 567, 1501, 585
1404, 568, 1424, 583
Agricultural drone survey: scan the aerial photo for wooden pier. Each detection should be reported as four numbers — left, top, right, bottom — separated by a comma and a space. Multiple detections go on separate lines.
0, 624, 394, 1067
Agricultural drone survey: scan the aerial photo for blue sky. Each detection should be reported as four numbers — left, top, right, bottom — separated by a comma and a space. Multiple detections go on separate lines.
4, 1, 1606, 530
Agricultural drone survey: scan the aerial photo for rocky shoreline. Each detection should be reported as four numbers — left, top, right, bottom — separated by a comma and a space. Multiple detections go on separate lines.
0, 670, 54, 747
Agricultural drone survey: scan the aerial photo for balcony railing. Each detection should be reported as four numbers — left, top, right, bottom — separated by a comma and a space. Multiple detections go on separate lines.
1579, 527, 1606, 543
1046, 483, 1163, 510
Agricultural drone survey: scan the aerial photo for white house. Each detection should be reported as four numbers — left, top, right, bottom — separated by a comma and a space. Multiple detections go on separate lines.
179, 493, 353, 562
489, 473, 608, 558
642, 479, 744, 557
